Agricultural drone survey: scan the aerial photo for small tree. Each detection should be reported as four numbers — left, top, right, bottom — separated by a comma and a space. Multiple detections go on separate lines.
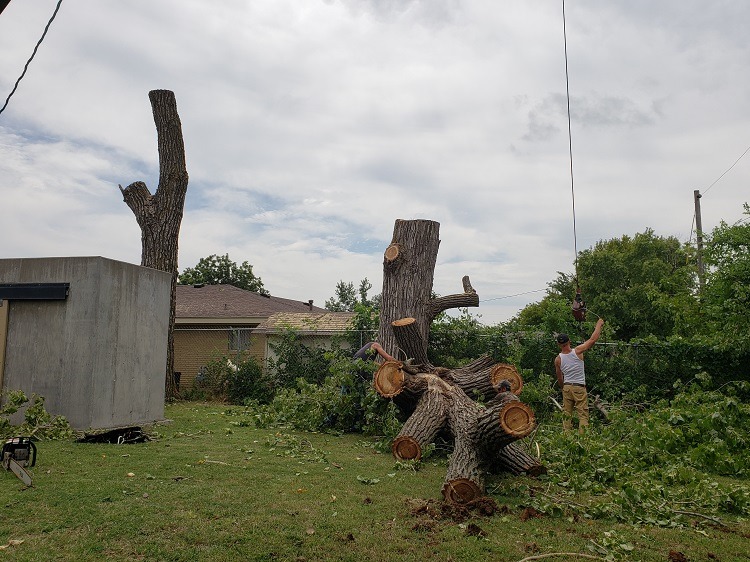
325, 278, 377, 311
179, 253, 268, 295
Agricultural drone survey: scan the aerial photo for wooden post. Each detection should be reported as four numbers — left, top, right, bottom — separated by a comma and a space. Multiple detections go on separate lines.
694, 189, 705, 292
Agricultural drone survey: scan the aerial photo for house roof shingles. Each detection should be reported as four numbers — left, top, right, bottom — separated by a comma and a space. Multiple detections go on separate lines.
176, 284, 326, 320
254, 311, 355, 335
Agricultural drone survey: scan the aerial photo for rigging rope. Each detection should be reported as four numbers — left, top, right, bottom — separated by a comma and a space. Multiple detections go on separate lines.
562, 0, 588, 325
562, 0, 578, 280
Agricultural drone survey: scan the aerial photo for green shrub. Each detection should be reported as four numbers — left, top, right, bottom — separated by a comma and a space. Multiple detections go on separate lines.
254, 355, 401, 438
267, 328, 343, 388
523, 379, 750, 525
226, 357, 273, 405
182, 356, 272, 405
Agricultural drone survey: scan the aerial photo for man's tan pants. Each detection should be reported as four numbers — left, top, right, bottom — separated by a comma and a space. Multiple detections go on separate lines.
562, 384, 589, 433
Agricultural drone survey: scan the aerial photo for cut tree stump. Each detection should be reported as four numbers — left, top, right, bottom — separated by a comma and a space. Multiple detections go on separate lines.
373, 219, 546, 503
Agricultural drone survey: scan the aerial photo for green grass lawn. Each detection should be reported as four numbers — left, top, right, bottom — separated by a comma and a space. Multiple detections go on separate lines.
1, 402, 748, 561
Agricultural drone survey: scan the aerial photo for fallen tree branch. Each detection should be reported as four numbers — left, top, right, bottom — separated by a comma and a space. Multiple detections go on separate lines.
517, 553, 607, 562
674, 509, 727, 527
549, 396, 563, 412
536, 490, 587, 509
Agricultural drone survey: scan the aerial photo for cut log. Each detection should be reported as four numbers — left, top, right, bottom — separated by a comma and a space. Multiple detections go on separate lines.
477, 395, 536, 451
372, 361, 405, 398
443, 357, 526, 402
498, 402, 536, 438
490, 442, 547, 477
373, 361, 425, 418
392, 383, 448, 461
442, 384, 484, 504
489, 363, 524, 395
442, 478, 483, 504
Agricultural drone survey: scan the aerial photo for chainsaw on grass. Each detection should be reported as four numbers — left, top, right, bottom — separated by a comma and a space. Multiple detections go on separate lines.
2, 437, 36, 486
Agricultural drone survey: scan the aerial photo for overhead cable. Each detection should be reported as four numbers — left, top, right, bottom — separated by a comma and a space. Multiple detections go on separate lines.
0, 0, 64, 116
480, 289, 547, 303
702, 144, 750, 196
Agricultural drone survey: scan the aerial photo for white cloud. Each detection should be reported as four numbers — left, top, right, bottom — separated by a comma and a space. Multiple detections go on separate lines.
1, 0, 748, 325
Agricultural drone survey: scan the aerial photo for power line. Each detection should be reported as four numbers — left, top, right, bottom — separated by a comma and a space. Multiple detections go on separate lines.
480, 289, 547, 303
702, 144, 750, 196
0, 0, 64, 116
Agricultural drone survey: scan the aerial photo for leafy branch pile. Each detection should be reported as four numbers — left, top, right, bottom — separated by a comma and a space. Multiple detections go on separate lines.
254, 356, 402, 440
512, 377, 750, 526
0, 390, 73, 440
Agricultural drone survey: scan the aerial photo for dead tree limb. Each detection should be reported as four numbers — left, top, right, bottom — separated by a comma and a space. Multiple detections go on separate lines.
119, 89, 188, 399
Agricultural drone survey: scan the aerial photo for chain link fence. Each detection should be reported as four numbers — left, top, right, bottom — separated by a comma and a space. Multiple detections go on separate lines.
174, 325, 744, 400
173, 327, 378, 393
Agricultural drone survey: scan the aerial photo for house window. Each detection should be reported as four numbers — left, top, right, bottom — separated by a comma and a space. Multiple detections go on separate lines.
229, 329, 251, 351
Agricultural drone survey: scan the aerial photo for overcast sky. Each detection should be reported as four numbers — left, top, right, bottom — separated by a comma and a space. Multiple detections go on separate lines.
1, 0, 748, 324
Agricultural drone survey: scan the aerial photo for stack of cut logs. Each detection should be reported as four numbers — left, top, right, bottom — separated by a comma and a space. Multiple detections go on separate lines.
373, 352, 546, 504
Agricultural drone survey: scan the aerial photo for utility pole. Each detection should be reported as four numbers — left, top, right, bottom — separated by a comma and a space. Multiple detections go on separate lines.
694, 189, 705, 292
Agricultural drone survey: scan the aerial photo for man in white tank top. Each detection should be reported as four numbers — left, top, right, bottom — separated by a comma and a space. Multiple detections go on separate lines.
554, 318, 604, 433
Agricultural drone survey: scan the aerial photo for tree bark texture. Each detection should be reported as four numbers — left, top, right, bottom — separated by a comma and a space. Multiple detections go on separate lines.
375, 363, 539, 503
378, 220, 478, 363
490, 442, 548, 478
375, 219, 544, 503
119, 90, 188, 400
392, 379, 448, 461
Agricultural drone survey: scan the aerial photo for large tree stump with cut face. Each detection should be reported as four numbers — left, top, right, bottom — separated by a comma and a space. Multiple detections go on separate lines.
373, 219, 544, 504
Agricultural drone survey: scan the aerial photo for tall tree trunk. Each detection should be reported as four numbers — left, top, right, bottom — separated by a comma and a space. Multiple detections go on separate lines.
378, 219, 478, 363
119, 90, 188, 400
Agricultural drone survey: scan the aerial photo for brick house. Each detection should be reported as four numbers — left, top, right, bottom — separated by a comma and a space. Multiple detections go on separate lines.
174, 284, 329, 389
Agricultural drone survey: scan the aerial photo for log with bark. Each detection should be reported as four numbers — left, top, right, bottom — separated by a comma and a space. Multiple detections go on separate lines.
375, 359, 540, 503
373, 219, 546, 504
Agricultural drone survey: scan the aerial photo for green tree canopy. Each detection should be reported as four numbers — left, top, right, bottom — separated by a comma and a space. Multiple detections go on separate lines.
513, 229, 699, 341
325, 278, 378, 311
575, 229, 698, 340
700, 204, 750, 351
178, 254, 268, 295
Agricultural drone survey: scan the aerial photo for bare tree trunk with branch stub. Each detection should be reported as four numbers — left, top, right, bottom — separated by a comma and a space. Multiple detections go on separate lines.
119, 89, 188, 400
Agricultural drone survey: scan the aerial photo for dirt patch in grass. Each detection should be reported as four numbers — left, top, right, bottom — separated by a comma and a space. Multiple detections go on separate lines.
407, 496, 507, 524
